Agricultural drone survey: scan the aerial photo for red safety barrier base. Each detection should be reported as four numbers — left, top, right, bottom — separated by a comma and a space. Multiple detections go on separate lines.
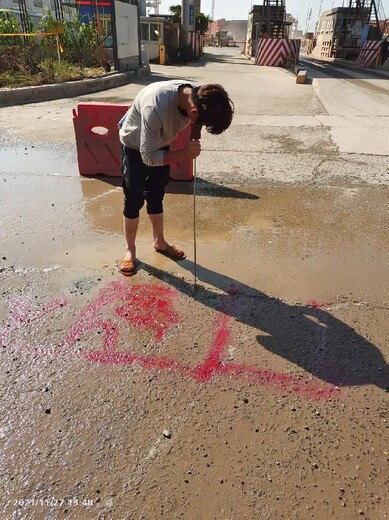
73, 102, 129, 177
169, 124, 194, 181
73, 102, 193, 181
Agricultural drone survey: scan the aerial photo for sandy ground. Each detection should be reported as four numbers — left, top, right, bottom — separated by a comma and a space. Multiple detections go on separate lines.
0, 48, 388, 520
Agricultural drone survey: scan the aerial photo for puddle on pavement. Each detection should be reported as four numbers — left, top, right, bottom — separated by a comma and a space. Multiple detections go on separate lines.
1, 142, 388, 303
0, 141, 77, 177
60, 179, 389, 302
79, 177, 275, 239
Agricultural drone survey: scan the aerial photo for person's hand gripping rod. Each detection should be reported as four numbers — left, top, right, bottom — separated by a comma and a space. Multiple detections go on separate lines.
191, 123, 202, 287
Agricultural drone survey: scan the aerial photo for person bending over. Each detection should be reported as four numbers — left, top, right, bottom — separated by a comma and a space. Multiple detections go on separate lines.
118, 80, 234, 275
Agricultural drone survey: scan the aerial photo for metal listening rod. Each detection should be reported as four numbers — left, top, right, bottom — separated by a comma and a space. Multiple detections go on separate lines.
191, 123, 202, 287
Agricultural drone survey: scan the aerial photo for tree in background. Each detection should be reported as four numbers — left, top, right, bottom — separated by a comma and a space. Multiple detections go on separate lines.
168, 4, 212, 34
196, 12, 212, 34
169, 4, 181, 24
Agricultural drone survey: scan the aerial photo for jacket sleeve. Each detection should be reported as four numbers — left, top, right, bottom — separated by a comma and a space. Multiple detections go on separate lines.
139, 106, 165, 166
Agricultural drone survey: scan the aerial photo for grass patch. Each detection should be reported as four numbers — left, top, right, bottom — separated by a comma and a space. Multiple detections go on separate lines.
0, 62, 106, 88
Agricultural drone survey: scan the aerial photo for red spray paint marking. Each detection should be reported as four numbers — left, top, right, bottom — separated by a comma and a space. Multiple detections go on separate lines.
86, 350, 189, 373
11, 298, 67, 324
218, 365, 339, 400
115, 285, 179, 341
64, 282, 180, 351
190, 285, 238, 383
87, 306, 340, 400
0, 297, 68, 348
2, 281, 342, 400
191, 314, 230, 382
192, 288, 339, 399
307, 300, 323, 309
84, 283, 341, 400
63, 281, 128, 348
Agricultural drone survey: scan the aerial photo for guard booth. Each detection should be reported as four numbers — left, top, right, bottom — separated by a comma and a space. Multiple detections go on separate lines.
140, 16, 180, 64
140, 15, 166, 62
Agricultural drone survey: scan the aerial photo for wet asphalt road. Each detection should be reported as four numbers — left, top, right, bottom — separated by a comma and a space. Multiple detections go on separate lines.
0, 48, 388, 520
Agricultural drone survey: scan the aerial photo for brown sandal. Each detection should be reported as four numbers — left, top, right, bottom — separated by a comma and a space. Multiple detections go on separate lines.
154, 245, 186, 260
119, 258, 136, 275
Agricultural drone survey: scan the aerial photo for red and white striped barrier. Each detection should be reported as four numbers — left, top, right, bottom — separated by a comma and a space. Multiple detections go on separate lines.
189, 32, 204, 60
255, 38, 301, 67
355, 41, 382, 68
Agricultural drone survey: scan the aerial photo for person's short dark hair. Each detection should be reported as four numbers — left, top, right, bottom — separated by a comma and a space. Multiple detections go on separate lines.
191, 84, 234, 135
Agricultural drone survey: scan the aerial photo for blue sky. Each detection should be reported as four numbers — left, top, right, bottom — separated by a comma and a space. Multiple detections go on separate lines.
156, 0, 389, 31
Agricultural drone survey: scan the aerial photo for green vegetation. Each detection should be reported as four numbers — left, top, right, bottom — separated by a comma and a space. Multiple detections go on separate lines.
168, 4, 212, 34
0, 12, 21, 45
0, 5, 211, 88
0, 10, 101, 88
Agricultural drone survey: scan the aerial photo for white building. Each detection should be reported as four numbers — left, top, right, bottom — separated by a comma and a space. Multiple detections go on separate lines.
0, 0, 72, 27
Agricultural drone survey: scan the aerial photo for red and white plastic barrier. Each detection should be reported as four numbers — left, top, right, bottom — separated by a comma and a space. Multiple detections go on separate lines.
73, 102, 193, 180
168, 124, 193, 181
73, 102, 129, 178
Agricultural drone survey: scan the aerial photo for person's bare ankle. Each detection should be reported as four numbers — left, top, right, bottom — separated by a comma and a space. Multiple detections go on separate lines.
124, 249, 136, 261
154, 239, 168, 251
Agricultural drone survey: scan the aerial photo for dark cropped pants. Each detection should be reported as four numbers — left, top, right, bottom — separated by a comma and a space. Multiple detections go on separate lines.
121, 144, 170, 219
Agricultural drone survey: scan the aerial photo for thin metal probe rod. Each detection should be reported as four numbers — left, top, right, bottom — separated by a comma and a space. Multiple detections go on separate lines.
193, 156, 197, 286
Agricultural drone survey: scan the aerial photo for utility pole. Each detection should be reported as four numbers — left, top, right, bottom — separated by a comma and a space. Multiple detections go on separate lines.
182, 0, 195, 31
305, 3, 312, 35
315, 0, 324, 34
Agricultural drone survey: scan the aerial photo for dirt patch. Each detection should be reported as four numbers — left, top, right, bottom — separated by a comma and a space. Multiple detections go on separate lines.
265, 129, 338, 155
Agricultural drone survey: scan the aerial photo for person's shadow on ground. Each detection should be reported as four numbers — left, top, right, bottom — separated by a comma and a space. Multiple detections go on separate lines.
141, 260, 389, 393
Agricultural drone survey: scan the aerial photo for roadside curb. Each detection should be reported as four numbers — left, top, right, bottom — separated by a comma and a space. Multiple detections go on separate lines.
300, 53, 389, 79
0, 65, 150, 107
